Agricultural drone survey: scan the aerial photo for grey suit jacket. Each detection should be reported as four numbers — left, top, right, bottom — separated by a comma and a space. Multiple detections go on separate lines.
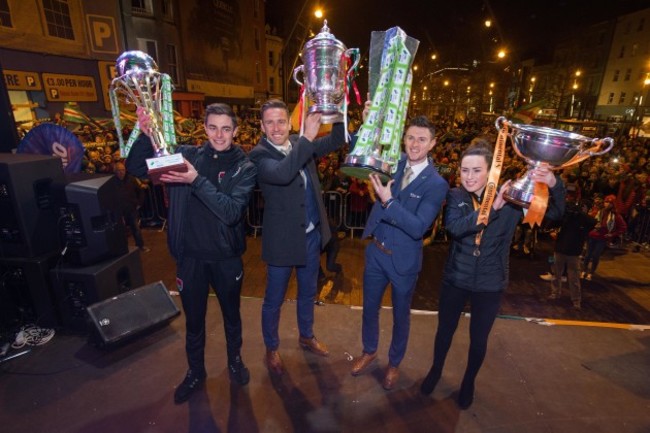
249, 123, 345, 266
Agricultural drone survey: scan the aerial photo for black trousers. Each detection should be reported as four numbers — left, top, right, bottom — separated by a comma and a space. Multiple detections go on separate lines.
177, 256, 244, 374
432, 284, 502, 386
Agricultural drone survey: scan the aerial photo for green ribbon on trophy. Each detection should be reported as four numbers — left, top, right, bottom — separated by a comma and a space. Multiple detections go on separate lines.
110, 67, 176, 158
341, 27, 419, 182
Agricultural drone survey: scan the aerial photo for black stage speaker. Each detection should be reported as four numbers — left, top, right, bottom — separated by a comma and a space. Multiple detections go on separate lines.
0, 154, 65, 258
0, 252, 61, 329
57, 173, 128, 266
86, 281, 180, 346
50, 248, 144, 331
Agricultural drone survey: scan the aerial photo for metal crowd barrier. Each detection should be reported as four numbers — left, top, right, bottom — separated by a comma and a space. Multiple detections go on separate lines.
139, 183, 168, 231
322, 191, 344, 230
245, 189, 442, 241
341, 191, 372, 239
246, 189, 264, 238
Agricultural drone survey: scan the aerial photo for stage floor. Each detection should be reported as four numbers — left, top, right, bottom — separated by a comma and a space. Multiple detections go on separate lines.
1, 296, 649, 433
1, 229, 649, 432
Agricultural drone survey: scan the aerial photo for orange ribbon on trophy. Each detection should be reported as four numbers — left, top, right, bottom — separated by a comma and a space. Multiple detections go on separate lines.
476, 122, 507, 226
522, 173, 550, 227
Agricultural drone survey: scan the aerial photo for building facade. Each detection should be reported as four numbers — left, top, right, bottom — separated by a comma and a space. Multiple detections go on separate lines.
1, 0, 124, 121
1, 0, 274, 123
596, 7, 650, 125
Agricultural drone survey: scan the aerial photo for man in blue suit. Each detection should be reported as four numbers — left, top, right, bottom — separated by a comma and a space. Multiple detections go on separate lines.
350, 114, 448, 390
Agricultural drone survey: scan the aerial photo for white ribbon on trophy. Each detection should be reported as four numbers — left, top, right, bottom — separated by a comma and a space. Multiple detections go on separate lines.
341, 27, 419, 182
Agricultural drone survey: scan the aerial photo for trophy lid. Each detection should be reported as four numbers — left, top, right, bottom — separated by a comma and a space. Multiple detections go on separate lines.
115, 50, 159, 77
305, 20, 346, 49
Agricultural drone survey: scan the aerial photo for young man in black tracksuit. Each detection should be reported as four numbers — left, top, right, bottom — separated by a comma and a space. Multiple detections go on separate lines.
133, 103, 257, 404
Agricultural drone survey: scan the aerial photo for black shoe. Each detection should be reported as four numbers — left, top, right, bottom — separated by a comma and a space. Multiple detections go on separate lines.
420, 366, 441, 396
174, 369, 206, 404
228, 356, 250, 385
458, 380, 475, 410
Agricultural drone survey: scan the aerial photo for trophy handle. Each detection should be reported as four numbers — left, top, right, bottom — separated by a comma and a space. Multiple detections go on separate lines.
293, 65, 304, 87
582, 137, 614, 156
345, 48, 361, 75
495, 116, 508, 131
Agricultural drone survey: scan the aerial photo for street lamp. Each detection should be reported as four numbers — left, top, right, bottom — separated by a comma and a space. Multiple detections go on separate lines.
633, 72, 650, 138
554, 68, 581, 127
529, 76, 536, 103
570, 70, 581, 118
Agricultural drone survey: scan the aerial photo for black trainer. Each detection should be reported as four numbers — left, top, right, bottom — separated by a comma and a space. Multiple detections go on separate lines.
228, 356, 250, 385
173, 369, 206, 404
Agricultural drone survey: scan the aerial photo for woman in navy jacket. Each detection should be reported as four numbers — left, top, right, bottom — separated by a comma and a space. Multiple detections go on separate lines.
420, 138, 565, 409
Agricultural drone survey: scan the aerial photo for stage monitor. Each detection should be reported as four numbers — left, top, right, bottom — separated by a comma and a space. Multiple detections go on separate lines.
50, 247, 144, 331
0, 153, 64, 258
58, 173, 128, 266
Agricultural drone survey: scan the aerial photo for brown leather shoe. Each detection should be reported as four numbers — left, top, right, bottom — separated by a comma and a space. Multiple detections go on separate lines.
264, 349, 284, 375
382, 366, 399, 390
350, 352, 377, 376
298, 336, 329, 357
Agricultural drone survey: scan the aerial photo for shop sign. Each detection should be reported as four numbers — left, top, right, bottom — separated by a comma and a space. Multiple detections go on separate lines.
42, 73, 98, 102
3, 70, 42, 91
98, 61, 118, 110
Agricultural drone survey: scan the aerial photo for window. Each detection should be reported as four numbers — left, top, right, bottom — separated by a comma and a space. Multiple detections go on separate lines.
269, 77, 275, 93
638, 18, 645, 32
167, 44, 179, 84
612, 70, 619, 82
42, 0, 74, 40
624, 69, 631, 81
268, 51, 274, 67
0, 0, 12, 27
132, 0, 152, 15
607, 93, 614, 104
161, 0, 173, 20
618, 45, 625, 58
137, 38, 158, 63
256, 62, 261, 84
619, 92, 626, 104
631, 43, 638, 56
254, 28, 260, 51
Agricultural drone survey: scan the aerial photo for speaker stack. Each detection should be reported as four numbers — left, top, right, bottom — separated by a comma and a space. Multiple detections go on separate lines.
0, 154, 161, 339
1, 154, 65, 329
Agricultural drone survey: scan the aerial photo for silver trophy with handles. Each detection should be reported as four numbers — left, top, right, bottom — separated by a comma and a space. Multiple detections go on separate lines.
496, 116, 614, 207
293, 20, 360, 124
110, 50, 185, 183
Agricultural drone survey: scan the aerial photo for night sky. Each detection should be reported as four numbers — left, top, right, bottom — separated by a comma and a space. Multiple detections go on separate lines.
267, 0, 649, 64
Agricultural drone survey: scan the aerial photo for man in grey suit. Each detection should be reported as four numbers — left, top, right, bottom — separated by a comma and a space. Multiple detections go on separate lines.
350, 114, 448, 390
248, 99, 346, 375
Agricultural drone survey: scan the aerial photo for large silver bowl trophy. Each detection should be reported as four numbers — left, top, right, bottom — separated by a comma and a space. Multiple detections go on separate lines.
109, 50, 185, 184
340, 27, 419, 182
496, 116, 614, 208
293, 20, 360, 124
